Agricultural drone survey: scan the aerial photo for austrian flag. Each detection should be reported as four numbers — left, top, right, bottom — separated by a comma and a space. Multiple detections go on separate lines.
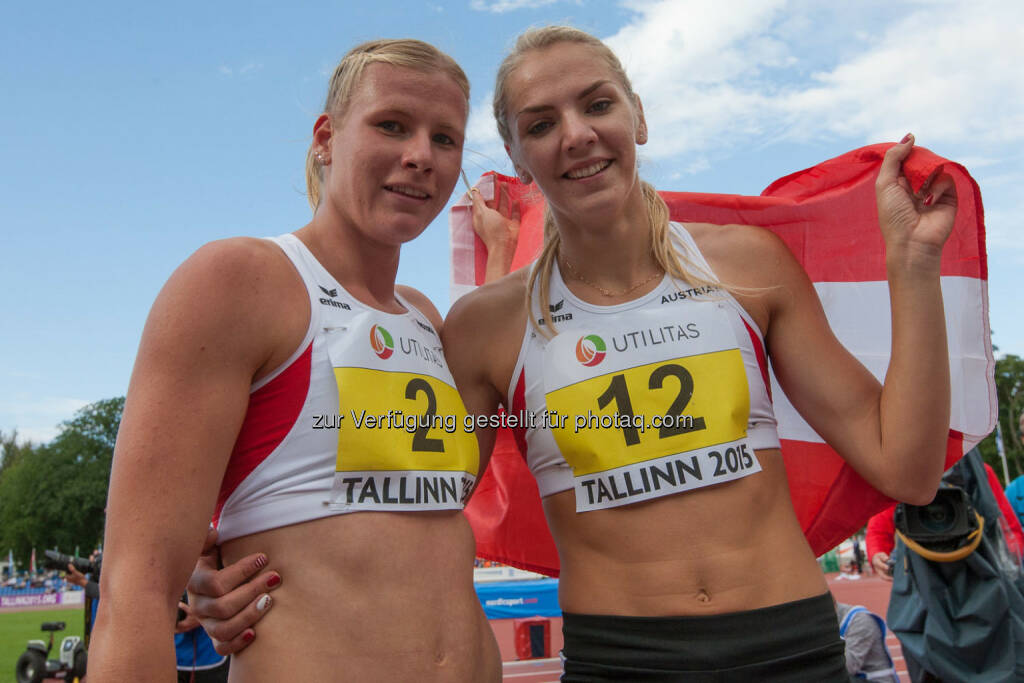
450, 144, 995, 576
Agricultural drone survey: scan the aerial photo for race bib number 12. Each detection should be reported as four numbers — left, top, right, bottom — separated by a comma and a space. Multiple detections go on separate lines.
542, 304, 761, 511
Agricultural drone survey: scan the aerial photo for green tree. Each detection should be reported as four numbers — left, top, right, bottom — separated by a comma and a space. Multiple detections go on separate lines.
0, 398, 123, 564
0, 430, 32, 478
977, 354, 1024, 484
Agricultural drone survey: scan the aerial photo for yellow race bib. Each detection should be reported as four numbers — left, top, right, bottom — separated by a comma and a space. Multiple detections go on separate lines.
542, 303, 761, 511
324, 313, 478, 511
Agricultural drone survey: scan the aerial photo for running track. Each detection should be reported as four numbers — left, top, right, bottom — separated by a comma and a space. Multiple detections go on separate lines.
492, 572, 907, 682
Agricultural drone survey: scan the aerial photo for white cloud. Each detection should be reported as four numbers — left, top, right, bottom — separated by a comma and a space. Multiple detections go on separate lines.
465, 90, 516, 179
218, 62, 264, 78
0, 396, 91, 445
462, 0, 1024, 260
13, 426, 61, 445
470, 0, 567, 12
979, 198, 1024, 251
602, 0, 1024, 157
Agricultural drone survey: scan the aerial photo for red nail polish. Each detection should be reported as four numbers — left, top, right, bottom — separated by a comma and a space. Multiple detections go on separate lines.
243, 630, 255, 643
266, 574, 281, 588
900, 133, 912, 144
254, 555, 267, 570
923, 194, 934, 206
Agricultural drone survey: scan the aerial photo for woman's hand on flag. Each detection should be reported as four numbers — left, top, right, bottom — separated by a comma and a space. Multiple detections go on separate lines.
876, 133, 958, 271
469, 182, 521, 283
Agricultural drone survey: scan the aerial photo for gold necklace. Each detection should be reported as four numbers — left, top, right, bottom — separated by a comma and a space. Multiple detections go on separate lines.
559, 253, 664, 297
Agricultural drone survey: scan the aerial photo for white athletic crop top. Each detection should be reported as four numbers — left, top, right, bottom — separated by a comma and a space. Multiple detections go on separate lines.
212, 234, 478, 542
507, 223, 779, 512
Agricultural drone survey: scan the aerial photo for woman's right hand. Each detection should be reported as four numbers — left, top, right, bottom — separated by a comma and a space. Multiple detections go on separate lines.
186, 528, 282, 654
469, 183, 520, 283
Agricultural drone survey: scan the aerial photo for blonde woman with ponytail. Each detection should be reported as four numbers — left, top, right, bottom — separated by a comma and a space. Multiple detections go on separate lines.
445, 26, 957, 680
89, 39, 500, 682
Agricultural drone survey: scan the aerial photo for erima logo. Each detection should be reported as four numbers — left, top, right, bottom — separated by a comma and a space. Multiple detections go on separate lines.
414, 319, 437, 336
318, 284, 351, 310
538, 299, 573, 326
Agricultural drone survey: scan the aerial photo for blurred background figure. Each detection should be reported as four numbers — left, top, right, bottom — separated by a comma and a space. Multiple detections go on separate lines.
1003, 411, 1024, 530
833, 598, 898, 682
174, 600, 229, 683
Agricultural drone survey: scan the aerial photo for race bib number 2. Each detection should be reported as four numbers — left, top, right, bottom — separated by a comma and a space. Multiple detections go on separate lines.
324, 320, 478, 512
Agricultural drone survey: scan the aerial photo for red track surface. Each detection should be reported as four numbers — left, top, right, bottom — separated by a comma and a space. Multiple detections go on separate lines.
492, 571, 906, 682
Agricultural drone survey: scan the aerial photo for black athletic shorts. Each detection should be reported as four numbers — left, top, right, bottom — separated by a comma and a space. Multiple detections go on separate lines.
561, 592, 847, 682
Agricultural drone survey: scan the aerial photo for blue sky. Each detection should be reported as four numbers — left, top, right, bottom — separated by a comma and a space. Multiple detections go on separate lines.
2, 0, 1021, 443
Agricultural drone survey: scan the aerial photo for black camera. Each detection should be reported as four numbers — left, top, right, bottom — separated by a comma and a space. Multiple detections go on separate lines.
895, 486, 979, 553
42, 550, 101, 576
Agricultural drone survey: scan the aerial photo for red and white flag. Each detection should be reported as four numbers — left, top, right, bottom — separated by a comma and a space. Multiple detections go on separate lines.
451, 144, 995, 576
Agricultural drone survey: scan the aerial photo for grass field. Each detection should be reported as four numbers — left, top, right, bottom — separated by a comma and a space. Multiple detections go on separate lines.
0, 606, 85, 683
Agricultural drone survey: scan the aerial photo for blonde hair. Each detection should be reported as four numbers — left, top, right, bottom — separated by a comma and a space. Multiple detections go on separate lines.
306, 39, 470, 211
493, 26, 722, 335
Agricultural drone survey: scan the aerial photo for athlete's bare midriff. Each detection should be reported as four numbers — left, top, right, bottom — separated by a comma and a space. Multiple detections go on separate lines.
544, 449, 828, 616
220, 511, 500, 682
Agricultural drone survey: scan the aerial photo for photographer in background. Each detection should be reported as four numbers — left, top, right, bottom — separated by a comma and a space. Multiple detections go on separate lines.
867, 449, 1024, 681
55, 549, 102, 647
867, 458, 1024, 579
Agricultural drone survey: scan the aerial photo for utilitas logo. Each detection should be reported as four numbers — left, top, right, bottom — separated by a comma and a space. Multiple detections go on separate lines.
575, 334, 606, 367
370, 325, 394, 359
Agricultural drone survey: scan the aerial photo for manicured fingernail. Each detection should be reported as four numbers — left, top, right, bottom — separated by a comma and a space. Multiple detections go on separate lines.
923, 194, 934, 206
242, 630, 255, 643
266, 574, 281, 588
256, 594, 272, 612
254, 555, 268, 570
900, 133, 912, 144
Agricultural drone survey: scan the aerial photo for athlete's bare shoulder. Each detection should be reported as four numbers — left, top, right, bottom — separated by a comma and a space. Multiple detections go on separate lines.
447, 267, 529, 338
396, 285, 444, 331
170, 235, 310, 379
679, 222, 808, 331
681, 222, 789, 282
185, 236, 299, 292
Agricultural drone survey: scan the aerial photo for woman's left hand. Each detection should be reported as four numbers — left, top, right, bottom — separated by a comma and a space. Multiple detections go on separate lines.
875, 134, 958, 268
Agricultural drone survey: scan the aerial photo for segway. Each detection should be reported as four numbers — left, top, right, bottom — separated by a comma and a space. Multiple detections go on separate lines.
15, 621, 87, 683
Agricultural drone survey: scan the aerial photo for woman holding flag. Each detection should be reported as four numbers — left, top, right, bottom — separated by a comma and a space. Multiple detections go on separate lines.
446, 25, 955, 680
190, 25, 958, 681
